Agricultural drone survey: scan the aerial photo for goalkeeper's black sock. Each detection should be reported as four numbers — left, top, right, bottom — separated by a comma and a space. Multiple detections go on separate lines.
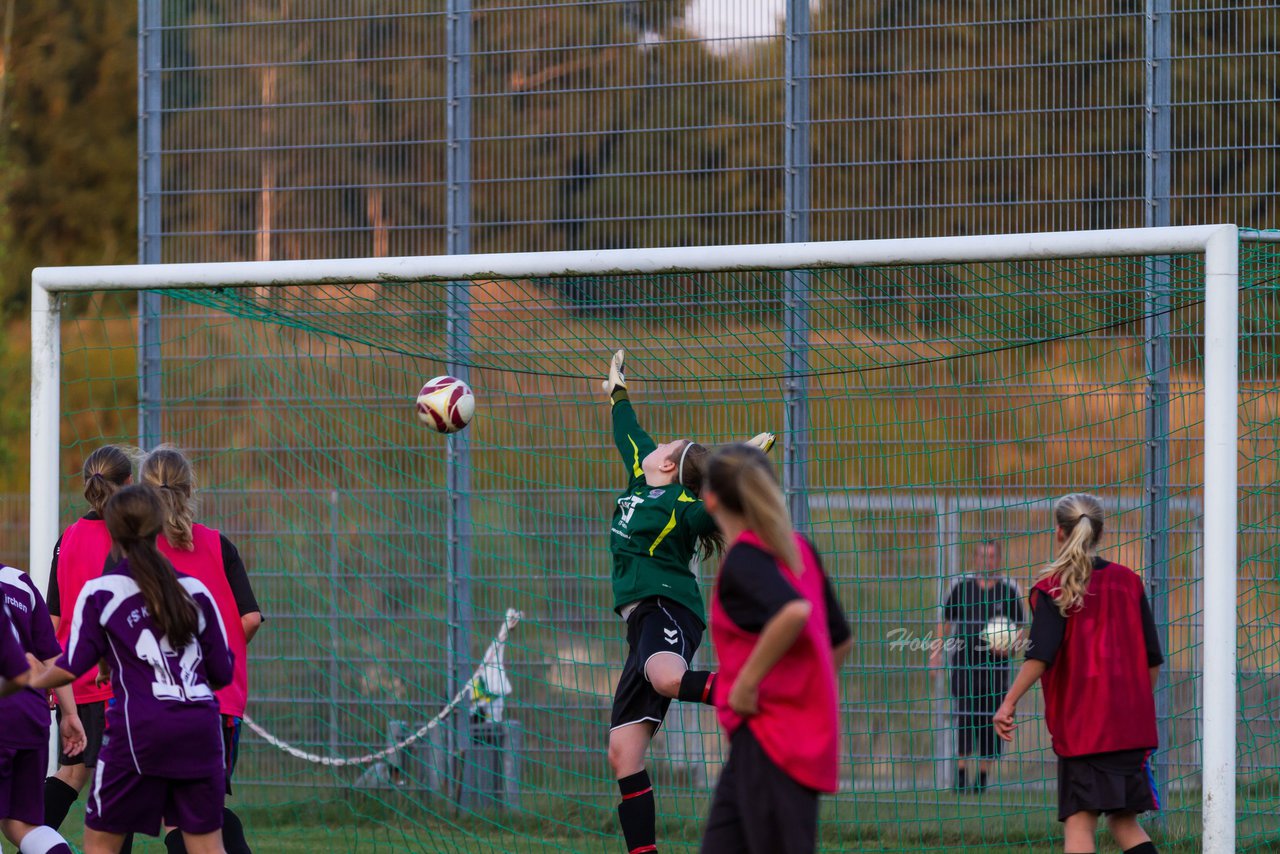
1123, 843, 1158, 854
976, 771, 988, 792
955, 768, 967, 792
677, 670, 716, 705
165, 829, 183, 854
617, 770, 657, 854
42, 777, 79, 830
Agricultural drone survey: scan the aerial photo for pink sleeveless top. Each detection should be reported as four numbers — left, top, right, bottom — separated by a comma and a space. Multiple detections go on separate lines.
711, 530, 839, 792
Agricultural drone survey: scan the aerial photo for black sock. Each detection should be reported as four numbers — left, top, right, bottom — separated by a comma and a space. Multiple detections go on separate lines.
977, 771, 988, 791
165, 829, 185, 854
955, 768, 967, 790
222, 807, 252, 854
1123, 843, 1158, 854
617, 770, 657, 854
677, 670, 716, 705
119, 832, 134, 854
43, 777, 79, 830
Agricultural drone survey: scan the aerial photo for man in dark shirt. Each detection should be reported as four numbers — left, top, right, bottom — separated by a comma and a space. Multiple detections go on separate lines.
931, 540, 1025, 792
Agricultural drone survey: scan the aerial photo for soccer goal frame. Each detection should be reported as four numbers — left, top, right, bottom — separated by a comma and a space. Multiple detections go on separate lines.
29, 224, 1250, 851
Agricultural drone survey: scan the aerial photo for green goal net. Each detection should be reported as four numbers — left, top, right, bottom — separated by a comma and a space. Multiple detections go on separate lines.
42, 241, 1280, 852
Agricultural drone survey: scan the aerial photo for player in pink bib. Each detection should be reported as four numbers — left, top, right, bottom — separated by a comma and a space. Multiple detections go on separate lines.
698, 444, 851, 854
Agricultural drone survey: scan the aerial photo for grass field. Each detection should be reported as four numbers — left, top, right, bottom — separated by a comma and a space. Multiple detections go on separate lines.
12, 788, 1259, 854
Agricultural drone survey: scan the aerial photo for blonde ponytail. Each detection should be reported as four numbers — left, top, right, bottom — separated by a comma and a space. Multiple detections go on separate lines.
139, 445, 198, 552
705, 444, 802, 573
1040, 493, 1104, 615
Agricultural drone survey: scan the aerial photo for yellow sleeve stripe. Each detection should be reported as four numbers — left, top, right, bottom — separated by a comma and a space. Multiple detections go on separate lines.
629, 436, 643, 478
648, 510, 679, 556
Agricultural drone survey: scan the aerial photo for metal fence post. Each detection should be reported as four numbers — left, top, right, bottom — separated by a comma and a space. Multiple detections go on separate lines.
783, 0, 811, 530
138, 0, 163, 449
1143, 0, 1173, 804
445, 0, 475, 796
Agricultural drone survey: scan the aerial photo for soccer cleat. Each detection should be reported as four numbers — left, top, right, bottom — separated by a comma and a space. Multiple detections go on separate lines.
746, 431, 776, 454
602, 349, 627, 395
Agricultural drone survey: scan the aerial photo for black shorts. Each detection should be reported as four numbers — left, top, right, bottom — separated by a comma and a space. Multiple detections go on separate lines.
701, 726, 819, 854
222, 715, 242, 794
1057, 750, 1160, 822
955, 711, 1003, 758
610, 598, 703, 732
950, 665, 1008, 758
57, 699, 108, 767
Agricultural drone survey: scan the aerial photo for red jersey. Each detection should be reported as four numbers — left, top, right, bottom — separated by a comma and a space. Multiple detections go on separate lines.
1032, 561, 1158, 757
53, 517, 115, 704
158, 524, 250, 718
711, 530, 839, 792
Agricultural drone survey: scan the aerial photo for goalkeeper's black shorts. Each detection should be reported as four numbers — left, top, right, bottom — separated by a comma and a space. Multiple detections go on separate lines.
610, 597, 703, 732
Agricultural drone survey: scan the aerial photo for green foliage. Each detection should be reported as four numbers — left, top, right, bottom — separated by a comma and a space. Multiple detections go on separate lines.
1, 0, 137, 311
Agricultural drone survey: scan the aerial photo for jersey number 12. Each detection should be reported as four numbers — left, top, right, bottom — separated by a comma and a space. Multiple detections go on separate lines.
135, 629, 214, 702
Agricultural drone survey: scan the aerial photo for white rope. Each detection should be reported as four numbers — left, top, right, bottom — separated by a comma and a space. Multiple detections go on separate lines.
241, 609, 522, 768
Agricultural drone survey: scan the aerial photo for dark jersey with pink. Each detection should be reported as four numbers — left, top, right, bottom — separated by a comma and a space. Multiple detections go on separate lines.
0, 565, 62, 748
59, 561, 234, 778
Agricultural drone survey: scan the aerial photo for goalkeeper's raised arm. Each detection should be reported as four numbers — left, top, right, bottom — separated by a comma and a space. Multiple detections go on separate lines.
603, 350, 657, 483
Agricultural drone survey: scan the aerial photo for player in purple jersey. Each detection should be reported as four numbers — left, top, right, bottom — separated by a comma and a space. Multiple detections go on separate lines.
32, 485, 234, 854
0, 568, 85, 854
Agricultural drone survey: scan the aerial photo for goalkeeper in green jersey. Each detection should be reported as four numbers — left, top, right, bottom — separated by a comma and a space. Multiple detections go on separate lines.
601, 349, 775, 854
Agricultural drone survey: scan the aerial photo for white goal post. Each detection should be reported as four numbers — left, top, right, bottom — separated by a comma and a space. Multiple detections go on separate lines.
29, 224, 1249, 851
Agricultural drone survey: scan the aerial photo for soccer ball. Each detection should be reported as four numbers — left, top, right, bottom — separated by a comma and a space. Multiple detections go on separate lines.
981, 615, 1019, 654
415, 376, 475, 434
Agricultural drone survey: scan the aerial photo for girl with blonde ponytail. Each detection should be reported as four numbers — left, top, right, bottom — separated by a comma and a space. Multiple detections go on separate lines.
699, 444, 851, 854
995, 493, 1166, 854
139, 447, 261, 854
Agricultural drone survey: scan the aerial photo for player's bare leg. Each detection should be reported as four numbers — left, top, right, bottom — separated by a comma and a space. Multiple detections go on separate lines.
647, 650, 716, 706
1106, 811, 1153, 850
644, 651, 687, 700
83, 829, 127, 854
608, 721, 653, 780
1062, 810, 1099, 853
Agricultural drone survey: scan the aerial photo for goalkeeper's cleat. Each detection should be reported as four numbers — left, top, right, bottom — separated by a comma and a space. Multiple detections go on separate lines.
746, 431, 777, 454
602, 349, 627, 397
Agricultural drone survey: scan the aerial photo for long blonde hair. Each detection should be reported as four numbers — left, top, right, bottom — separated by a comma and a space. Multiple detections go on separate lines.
1040, 493, 1104, 615
705, 444, 801, 572
139, 445, 198, 552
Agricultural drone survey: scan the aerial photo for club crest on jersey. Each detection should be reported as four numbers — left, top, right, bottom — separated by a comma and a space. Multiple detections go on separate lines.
649, 489, 665, 499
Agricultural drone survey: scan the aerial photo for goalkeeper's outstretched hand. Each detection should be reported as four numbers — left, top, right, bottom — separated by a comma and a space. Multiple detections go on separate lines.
746, 432, 777, 454
602, 349, 627, 396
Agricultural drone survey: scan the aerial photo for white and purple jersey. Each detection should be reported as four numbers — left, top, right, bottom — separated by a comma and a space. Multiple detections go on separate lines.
59, 560, 234, 778
0, 565, 61, 748
0, 604, 27, 687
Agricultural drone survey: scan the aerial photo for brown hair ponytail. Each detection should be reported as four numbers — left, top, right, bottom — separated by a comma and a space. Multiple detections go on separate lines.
83, 446, 134, 515
139, 445, 197, 552
705, 444, 801, 572
1040, 493, 1105, 616
104, 485, 198, 648
669, 440, 724, 560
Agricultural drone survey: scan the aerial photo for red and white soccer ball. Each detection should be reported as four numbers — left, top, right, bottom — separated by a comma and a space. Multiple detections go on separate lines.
415, 376, 475, 434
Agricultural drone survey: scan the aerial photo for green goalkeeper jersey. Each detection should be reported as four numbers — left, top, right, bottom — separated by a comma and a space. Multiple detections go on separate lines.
609, 395, 715, 625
